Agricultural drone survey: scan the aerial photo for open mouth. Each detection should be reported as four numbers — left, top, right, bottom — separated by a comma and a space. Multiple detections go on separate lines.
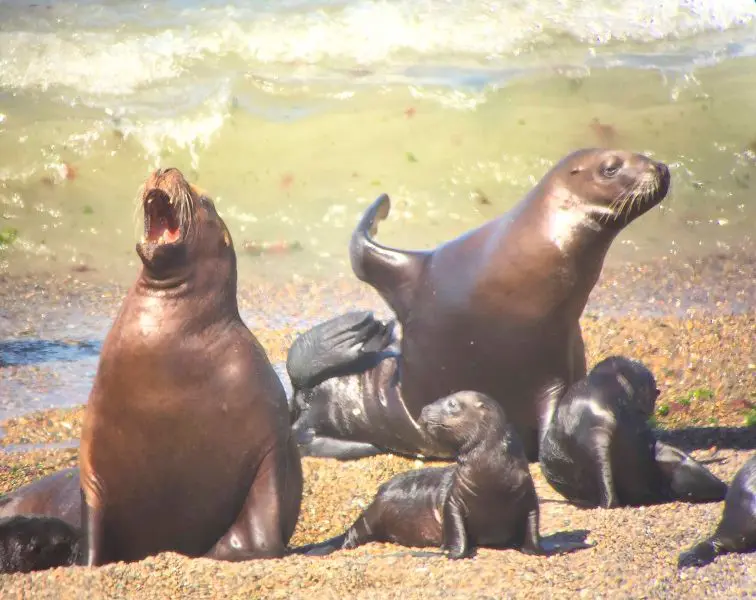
143, 189, 181, 245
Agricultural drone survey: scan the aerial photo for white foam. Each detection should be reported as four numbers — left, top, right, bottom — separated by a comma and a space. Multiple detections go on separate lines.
0, 0, 753, 96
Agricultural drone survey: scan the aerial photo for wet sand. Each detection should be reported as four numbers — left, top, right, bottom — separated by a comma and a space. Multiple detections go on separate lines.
1, 246, 755, 598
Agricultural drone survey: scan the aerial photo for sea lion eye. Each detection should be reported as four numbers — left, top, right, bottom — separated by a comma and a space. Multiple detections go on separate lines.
600, 160, 623, 178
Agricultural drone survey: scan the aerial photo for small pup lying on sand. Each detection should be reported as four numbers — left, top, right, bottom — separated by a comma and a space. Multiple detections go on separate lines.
296, 391, 590, 559
539, 356, 727, 508
678, 454, 756, 568
0, 515, 81, 574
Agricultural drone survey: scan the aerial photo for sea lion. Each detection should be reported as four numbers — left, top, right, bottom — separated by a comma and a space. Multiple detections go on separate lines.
287, 311, 456, 460
539, 356, 727, 507
293, 148, 671, 460
79, 168, 303, 566
295, 391, 589, 559
678, 454, 756, 568
0, 468, 80, 529
0, 515, 81, 574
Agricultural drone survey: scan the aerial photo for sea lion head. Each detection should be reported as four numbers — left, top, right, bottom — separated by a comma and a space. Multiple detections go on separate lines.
135, 168, 236, 290
419, 391, 505, 453
0, 515, 81, 573
592, 356, 660, 416
549, 148, 670, 232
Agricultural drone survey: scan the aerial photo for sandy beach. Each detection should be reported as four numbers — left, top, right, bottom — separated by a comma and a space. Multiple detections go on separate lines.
1, 250, 755, 599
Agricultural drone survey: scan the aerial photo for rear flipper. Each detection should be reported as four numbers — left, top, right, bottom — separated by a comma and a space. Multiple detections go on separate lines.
286, 311, 397, 390
293, 423, 384, 460
292, 512, 377, 557
678, 538, 724, 568
655, 441, 728, 503
290, 533, 347, 557
349, 194, 429, 324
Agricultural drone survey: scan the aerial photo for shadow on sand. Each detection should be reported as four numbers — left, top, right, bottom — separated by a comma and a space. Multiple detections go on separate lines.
656, 426, 756, 453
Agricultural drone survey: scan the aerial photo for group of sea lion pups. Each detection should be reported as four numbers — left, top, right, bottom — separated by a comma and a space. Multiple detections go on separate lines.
1, 150, 754, 576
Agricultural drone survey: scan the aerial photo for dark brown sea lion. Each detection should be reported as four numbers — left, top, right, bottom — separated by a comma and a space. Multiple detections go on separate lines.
294, 391, 590, 558
0, 467, 80, 529
539, 356, 727, 507
678, 454, 756, 568
287, 311, 452, 460
79, 168, 303, 566
292, 148, 671, 460
0, 515, 81, 574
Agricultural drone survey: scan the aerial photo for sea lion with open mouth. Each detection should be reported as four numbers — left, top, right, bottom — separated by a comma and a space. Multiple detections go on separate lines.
290, 148, 671, 461
79, 168, 303, 566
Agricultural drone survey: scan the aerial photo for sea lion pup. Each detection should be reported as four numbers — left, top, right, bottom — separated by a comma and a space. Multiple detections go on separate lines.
309, 148, 671, 461
539, 356, 727, 508
79, 168, 303, 566
287, 311, 455, 460
678, 455, 756, 568
0, 468, 81, 529
295, 391, 590, 559
0, 515, 81, 573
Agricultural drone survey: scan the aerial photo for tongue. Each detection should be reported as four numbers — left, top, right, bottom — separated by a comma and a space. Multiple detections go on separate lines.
163, 229, 180, 243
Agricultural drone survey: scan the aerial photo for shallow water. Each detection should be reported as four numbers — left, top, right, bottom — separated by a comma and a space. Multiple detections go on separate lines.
0, 0, 755, 284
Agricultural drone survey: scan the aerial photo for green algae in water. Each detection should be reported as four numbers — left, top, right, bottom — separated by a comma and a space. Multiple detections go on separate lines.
0, 227, 19, 248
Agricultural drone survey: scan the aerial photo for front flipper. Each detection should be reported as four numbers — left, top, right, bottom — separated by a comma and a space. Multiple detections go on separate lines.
294, 427, 384, 460
349, 194, 429, 324
205, 440, 303, 561
654, 441, 728, 503
587, 429, 618, 508
80, 488, 106, 566
441, 498, 469, 559
286, 311, 396, 390
677, 537, 723, 568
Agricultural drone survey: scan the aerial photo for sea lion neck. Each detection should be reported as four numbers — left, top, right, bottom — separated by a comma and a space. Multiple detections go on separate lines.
133, 258, 240, 332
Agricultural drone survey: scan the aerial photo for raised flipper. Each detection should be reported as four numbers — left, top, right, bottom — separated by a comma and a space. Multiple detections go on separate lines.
286, 311, 397, 390
349, 194, 429, 323
654, 441, 728, 503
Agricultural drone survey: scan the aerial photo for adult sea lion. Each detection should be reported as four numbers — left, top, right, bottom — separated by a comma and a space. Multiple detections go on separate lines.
539, 356, 727, 507
293, 148, 671, 460
0, 467, 80, 529
678, 454, 756, 568
0, 515, 81, 574
79, 168, 303, 566
295, 391, 590, 558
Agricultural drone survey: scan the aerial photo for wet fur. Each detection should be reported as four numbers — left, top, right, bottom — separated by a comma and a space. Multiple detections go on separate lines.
539, 356, 727, 508
0, 516, 81, 574
678, 455, 756, 568
294, 392, 590, 559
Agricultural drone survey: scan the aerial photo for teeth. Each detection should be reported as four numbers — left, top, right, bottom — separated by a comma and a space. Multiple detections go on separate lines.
141, 235, 146, 244
169, 198, 174, 205
147, 198, 153, 205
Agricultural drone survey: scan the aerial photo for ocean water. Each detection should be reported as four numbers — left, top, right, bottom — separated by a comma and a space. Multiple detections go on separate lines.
1, 0, 755, 284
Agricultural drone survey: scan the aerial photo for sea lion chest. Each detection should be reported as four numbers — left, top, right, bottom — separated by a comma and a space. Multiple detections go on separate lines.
80, 300, 282, 561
